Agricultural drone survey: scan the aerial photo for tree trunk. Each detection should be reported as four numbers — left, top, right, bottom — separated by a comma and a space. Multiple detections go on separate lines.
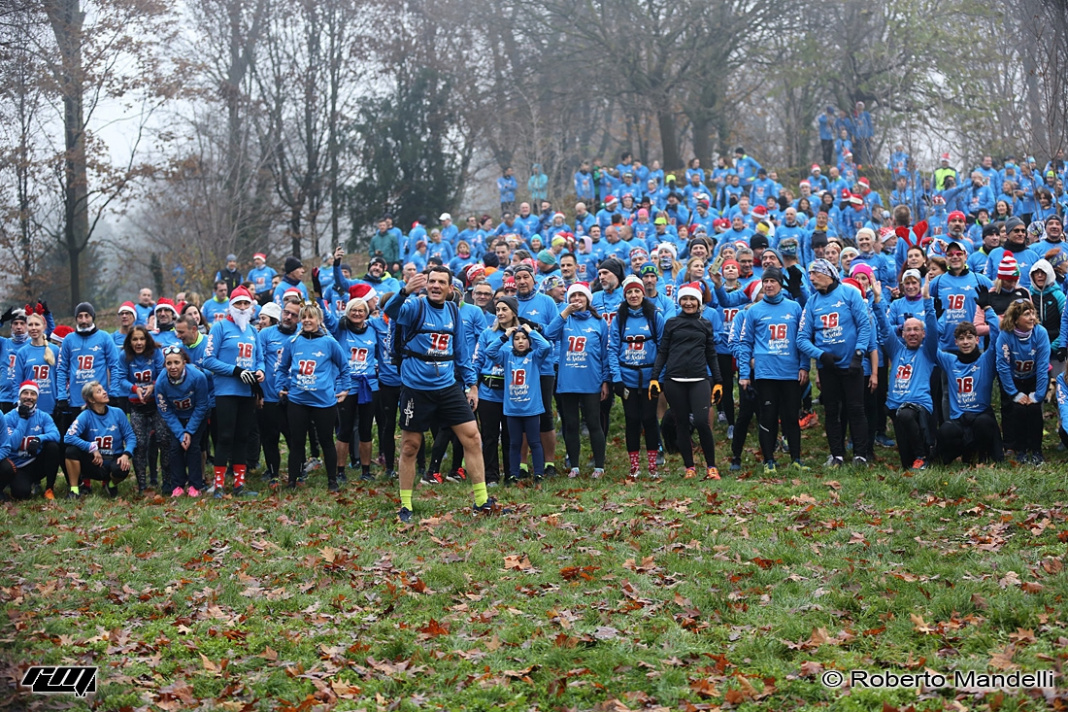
657, 108, 681, 171
45, 0, 89, 310
690, 112, 712, 170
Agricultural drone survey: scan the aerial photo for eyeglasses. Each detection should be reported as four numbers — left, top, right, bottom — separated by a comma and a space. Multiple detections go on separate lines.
1010, 228, 1026, 233
162, 345, 183, 356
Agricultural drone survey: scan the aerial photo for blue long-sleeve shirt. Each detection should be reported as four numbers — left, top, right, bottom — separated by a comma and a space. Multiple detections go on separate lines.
118, 349, 165, 407
484, 330, 551, 417
56, 329, 123, 407
929, 269, 994, 350
13, 343, 60, 415
937, 343, 997, 420
384, 292, 476, 390
544, 311, 610, 394
736, 297, 807, 381
155, 365, 211, 439
203, 319, 265, 398
797, 282, 871, 368
876, 298, 938, 412
608, 307, 664, 388
276, 331, 351, 408
331, 319, 385, 392
0, 409, 60, 468
995, 325, 1050, 400
65, 406, 136, 457
257, 325, 294, 403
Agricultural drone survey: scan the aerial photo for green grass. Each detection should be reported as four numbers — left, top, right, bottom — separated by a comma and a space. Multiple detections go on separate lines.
2, 416, 1068, 711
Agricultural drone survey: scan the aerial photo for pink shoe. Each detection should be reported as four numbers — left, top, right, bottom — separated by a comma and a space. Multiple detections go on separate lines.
186, 486, 200, 498
171, 487, 184, 498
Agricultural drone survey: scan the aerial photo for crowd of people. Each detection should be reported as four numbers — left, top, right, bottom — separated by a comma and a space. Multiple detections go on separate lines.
3, 147, 1068, 522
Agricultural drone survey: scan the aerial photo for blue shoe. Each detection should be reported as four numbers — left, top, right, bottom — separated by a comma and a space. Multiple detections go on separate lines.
763, 461, 777, 474
727, 425, 735, 441
473, 497, 512, 515
729, 458, 742, 472
397, 507, 412, 523
874, 434, 896, 448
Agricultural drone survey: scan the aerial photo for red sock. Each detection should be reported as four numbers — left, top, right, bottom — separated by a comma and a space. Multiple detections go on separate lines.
234, 465, 246, 488
629, 451, 640, 474
214, 466, 226, 490
647, 451, 658, 474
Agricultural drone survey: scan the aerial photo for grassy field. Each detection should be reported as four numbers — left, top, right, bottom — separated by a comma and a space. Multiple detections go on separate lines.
2, 414, 1068, 711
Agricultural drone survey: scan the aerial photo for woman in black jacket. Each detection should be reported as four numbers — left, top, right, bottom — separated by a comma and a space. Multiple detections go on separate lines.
649, 282, 724, 480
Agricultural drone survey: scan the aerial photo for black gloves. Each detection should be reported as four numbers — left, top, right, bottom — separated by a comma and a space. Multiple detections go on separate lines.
0, 306, 13, 326
974, 285, 990, 310
232, 367, 257, 384
613, 382, 625, 397
1056, 347, 1067, 361
25, 437, 41, 456
819, 352, 837, 369
311, 267, 323, 296
848, 350, 864, 375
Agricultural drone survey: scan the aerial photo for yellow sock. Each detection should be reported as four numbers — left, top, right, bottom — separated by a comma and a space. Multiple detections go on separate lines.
70, 485, 80, 495
400, 489, 413, 510
472, 482, 488, 507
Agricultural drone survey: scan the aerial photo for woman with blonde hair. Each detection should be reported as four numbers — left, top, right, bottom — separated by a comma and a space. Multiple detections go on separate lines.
276, 301, 350, 491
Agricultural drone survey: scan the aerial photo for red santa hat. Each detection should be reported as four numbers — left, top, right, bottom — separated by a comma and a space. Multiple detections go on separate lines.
567, 281, 594, 303
283, 287, 303, 302
229, 286, 254, 305
677, 282, 703, 303
842, 277, 866, 299
155, 297, 178, 314
253, 252, 267, 262
118, 301, 137, 316
49, 324, 73, 344
18, 380, 38, 396
744, 280, 763, 302
348, 283, 377, 302
752, 205, 769, 218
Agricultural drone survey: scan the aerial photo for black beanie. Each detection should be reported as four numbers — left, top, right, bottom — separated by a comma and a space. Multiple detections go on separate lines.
75, 302, 95, 319
483, 252, 500, 269
496, 296, 519, 317
284, 256, 303, 274
598, 257, 625, 284
761, 266, 785, 286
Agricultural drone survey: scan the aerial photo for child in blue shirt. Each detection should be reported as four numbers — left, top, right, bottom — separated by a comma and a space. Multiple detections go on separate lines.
485, 323, 551, 481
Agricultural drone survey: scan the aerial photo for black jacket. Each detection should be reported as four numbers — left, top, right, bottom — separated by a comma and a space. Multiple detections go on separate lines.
652, 312, 722, 383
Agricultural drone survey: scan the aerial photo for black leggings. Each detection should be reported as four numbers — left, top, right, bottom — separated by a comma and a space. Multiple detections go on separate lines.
662, 379, 717, 468
820, 368, 868, 458
215, 396, 255, 467
287, 402, 337, 484
337, 393, 378, 444
755, 379, 801, 462
937, 409, 1003, 464
0, 441, 61, 498
559, 392, 606, 468
477, 396, 509, 480
732, 383, 760, 460
376, 383, 402, 471
716, 354, 735, 426
258, 401, 289, 477
538, 375, 555, 433
889, 405, 933, 468
622, 386, 660, 452
1003, 377, 1043, 454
